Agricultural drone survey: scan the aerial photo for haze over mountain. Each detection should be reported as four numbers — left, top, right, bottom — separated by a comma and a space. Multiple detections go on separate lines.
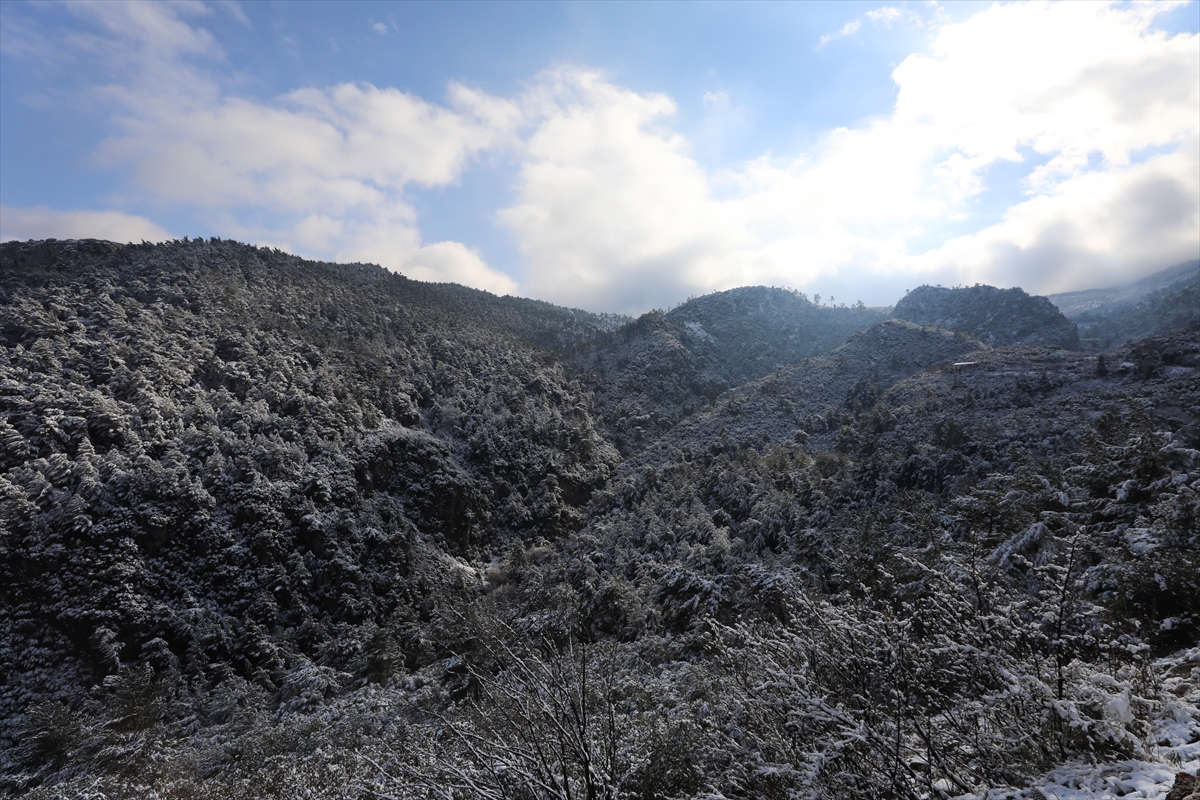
1047, 260, 1200, 318
2, 238, 1197, 799
1047, 260, 1200, 351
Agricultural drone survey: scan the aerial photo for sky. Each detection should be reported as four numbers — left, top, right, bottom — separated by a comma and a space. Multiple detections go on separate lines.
1, 1, 1197, 314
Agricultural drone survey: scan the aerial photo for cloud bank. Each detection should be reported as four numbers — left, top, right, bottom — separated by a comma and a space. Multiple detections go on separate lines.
3, 1, 519, 296
97, 76, 524, 295
0, 206, 171, 244
3, 1, 1196, 312
503, 2, 1197, 310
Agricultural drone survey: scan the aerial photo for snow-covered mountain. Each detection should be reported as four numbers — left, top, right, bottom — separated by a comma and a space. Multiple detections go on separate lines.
1048, 259, 1200, 318
892, 283, 1081, 349
1047, 260, 1200, 350
573, 286, 888, 454
2, 238, 1197, 799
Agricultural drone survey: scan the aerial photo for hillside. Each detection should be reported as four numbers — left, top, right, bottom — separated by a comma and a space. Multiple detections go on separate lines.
893, 283, 1081, 349
626, 319, 986, 471
1048, 259, 1200, 318
1075, 282, 1200, 350
574, 287, 887, 454
1047, 260, 1200, 350
0, 238, 622, 746
1, 240, 1198, 800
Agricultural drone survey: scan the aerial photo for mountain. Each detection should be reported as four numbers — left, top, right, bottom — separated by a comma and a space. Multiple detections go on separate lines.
574, 287, 887, 454
892, 283, 1081, 349
1074, 281, 1200, 350
1046, 261, 1200, 350
0, 237, 624, 750
626, 318, 986, 472
2, 239, 1198, 800
1048, 259, 1200, 318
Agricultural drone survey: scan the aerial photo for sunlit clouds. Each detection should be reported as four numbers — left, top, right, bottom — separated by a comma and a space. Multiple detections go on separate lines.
502, 2, 1197, 310
96, 77, 524, 293
0, 205, 171, 243
2, 1, 1196, 312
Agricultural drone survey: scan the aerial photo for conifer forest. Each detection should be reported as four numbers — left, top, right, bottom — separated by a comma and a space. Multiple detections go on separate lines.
1, 238, 1198, 799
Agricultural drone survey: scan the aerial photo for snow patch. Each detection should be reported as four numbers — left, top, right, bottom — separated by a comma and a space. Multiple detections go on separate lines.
684, 320, 716, 342
952, 647, 1200, 800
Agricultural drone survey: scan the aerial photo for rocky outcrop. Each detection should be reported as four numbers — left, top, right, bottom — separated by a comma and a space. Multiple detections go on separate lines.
1167, 772, 1199, 800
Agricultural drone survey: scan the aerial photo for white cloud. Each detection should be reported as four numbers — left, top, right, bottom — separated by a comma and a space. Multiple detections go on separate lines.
866, 6, 921, 27
500, 3, 1198, 312
215, 1, 251, 27
372, 22, 387, 35
820, 4, 922, 47
314, 212, 518, 295
502, 69, 739, 311
403, 242, 519, 295
0, 206, 172, 243
867, 7, 903, 24
99, 81, 518, 210
818, 19, 861, 47
497, 68, 938, 310
5, 1, 1196, 311
51, 2, 521, 292
892, 2, 1198, 183
914, 141, 1200, 294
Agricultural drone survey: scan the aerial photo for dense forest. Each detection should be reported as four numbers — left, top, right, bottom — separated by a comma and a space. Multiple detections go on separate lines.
1, 239, 1197, 799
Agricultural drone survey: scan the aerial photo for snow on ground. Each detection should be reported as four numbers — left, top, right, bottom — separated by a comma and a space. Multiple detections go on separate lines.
954, 647, 1200, 800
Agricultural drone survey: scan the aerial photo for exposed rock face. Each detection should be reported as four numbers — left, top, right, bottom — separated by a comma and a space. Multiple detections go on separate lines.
1167, 772, 1199, 800
892, 284, 1081, 349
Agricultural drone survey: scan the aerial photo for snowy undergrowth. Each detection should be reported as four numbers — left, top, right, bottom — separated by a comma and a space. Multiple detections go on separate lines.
955, 647, 1200, 800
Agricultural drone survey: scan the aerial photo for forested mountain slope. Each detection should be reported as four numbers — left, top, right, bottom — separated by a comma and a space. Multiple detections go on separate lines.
1073, 280, 1200, 350
0, 238, 622, 748
573, 287, 887, 454
2, 239, 1198, 800
492, 326, 1198, 799
893, 284, 1081, 349
624, 319, 986, 472
1048, 260, 1200, 351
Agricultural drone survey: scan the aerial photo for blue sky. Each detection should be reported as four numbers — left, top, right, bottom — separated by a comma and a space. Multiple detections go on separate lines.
2, 1, 1197, 312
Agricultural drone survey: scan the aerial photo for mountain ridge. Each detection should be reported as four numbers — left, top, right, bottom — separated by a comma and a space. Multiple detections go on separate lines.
572, 286, 889, 454
1047, 259, 1200, 317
